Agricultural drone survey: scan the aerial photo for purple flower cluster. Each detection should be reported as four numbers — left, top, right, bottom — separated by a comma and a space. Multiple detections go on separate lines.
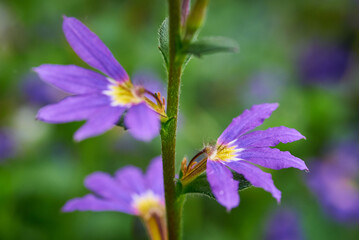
298, 41, 351, 85
33, 15, 310, 238
308, 142, 359, 222
264, 208, 304, 240
204, 103, 307, 210
35, 17, 165, 142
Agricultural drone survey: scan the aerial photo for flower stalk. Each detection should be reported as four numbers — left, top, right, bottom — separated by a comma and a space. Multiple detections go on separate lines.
160, 0, 185, 239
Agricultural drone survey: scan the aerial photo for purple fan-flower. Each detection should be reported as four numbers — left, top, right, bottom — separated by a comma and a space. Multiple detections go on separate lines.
298, 41, 351, 85
203, 103, 307, 211
264, 208, 304, 240
63, 157, 166, 238
34, 17, 166, 141
307, 142, 359, 222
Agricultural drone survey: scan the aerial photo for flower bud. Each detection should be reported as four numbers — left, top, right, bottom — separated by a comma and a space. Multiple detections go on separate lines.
181, 0, 191, 26
184, 0, 209, 42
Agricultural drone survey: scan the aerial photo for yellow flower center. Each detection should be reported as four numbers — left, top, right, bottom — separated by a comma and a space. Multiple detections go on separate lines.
131, 190, 165, 219
131, 190, 167, 240
103, 79, 144, 107
206, 140, 243, 162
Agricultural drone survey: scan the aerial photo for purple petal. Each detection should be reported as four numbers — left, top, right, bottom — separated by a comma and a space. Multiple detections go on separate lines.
115, 166, 146, 194
226, 161, 281, 202
74, 106, 124, 141
62, 194, 133, 214
84, 172, 132, 203
238, 126, 306, 148
218, 103, 279, 144
239, 148, 308, 171
37, 94, 110, 123
124, 103, 160, 142
207, 160, 239, 211
33, 64, 109, 94
62, 16, 129, 82
145, 156, 164, 197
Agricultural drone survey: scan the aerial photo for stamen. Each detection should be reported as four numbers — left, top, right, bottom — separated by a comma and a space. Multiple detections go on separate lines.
187, 148, 206, 169
162, 96, 166, 106
103, 80, 168, 119
144, 89, 163, 108
181, 157, 208, 185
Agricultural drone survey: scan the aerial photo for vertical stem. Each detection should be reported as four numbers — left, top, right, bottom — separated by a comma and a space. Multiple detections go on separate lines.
161, 0, 184, 239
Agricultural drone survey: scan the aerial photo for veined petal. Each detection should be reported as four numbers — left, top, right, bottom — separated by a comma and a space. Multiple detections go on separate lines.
115, 166, 146, 194
239, 148, 308, 171
33, 64, 109, 94
226, 161, 281, 202
124, 103, 160, 142
62, 16, 129, 82
218, 103, 279, 144
145, 156, 164, 197
84, 172, 132, 203
62, 194, 133, 214
74, 106, 124, 141
237, 126, 306, 148
207, 160, 239, 211
37, 94, 110, 123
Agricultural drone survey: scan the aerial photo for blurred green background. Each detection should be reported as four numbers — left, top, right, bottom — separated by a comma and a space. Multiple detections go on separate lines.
1, 0, 359, 239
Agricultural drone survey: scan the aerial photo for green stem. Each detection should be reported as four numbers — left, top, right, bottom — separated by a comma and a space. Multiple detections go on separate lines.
160, 0, 185, 239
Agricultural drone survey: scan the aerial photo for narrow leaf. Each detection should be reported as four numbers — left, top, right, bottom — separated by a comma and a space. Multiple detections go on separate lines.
158, 18, 169, 67
185, 36, 238, 57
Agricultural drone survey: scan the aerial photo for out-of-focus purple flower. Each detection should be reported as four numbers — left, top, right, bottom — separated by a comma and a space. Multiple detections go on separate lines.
240, 70, 286, 105
264, 208, 304, 240
0, 129, 15, 161
34, 17, 166, 142
201, 103, 307, 211
63, 157, 166, 238
308, 142, 359, 222
113, 134, 139, 153
21, 73, 67, 106
298, 41, 351, 85
63, 156, 164, 214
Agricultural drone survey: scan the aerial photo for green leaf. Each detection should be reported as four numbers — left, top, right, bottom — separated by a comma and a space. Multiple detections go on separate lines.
184, 36, 238, 57
158, 18, 169, 67
132, 217, 148, 240
161, 116, 175, 130
180, 170, 251, 199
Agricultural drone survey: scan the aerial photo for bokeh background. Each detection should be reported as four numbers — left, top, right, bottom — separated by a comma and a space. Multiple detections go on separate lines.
1, 0, 359, 239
